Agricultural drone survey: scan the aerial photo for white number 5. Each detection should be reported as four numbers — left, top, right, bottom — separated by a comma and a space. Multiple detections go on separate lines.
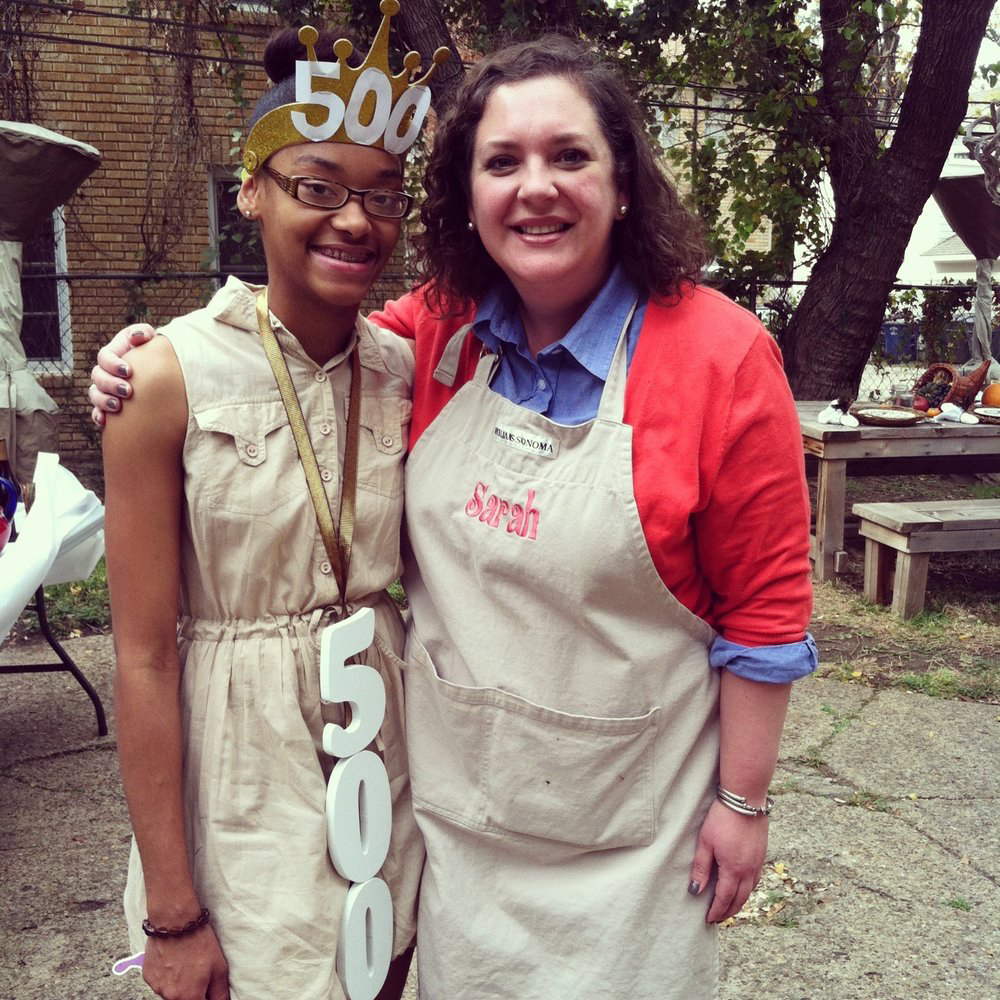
320, 607, 385, 759
292, 60, 346, 141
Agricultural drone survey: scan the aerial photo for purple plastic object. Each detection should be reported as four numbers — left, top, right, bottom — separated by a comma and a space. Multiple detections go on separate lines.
111, 952, 144, 976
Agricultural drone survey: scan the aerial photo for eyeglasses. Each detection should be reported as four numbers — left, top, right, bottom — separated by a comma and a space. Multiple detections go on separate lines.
263, 167, 413, 219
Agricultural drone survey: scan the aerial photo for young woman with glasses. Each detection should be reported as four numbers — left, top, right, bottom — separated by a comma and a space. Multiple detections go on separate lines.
101, 22, 427, 1000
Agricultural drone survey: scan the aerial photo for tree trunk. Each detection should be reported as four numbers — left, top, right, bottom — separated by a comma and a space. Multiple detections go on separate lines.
782, 0, 995, 399
395, 0, 466, 108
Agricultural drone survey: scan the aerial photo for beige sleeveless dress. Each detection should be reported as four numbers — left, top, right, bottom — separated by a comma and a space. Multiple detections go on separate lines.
122, 277, 423, 1000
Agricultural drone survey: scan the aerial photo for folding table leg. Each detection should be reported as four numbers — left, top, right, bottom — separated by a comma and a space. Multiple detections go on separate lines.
33, 586, 108, 737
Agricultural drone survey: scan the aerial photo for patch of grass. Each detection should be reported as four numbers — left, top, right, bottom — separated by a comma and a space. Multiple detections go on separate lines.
772, 914, 799, 928
17, 558, 111, 638
798, 745, 826, 770
811, 578, 1000, 703
967, 483, 1000, 500
772, 778, 800, 794
900, 669, 959, 699
904, 609, 953, 634
764, 889, 784, 906
945, 898, 972, 912
845, 790, 889, 812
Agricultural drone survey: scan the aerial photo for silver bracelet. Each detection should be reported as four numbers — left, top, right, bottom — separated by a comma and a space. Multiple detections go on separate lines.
717, 786, 774, 817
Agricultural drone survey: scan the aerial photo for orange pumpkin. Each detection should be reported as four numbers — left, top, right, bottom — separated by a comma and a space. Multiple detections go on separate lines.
982, 383, 1000, 407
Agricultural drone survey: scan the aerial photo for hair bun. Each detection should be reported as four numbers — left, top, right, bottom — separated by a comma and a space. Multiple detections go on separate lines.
263, 25, 359, 84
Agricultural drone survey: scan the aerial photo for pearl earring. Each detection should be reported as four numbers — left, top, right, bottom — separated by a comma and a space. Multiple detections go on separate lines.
619, 205, 627, 216
244, 210, 252, 219
467, 221, 475, 232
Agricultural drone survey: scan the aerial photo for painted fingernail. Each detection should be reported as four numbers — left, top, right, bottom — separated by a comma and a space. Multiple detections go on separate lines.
116, 383, 130, 397
117, 365, 129, 377
688, 880, 700, 895
106, 398, 120, 412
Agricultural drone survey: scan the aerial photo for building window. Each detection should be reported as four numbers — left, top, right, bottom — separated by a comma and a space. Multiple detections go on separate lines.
20, 209, 72, 373
209, 170, 267, 284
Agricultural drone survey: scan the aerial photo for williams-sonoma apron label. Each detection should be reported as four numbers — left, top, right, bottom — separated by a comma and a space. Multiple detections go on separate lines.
493, 423, 560, 459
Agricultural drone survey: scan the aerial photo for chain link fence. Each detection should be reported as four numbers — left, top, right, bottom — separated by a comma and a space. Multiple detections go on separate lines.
15, 263, 990, 401
745, 278, 990, 402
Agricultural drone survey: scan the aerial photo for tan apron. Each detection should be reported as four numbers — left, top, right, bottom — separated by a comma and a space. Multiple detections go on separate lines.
402, 313, 722, 998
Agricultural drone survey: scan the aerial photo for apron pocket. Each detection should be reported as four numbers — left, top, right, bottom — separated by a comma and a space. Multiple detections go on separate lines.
482, 694, 659, 849
406, 630, 659, 850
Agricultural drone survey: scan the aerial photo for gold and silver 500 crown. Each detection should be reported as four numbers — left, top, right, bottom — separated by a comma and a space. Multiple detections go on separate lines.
243, 0, 449, 173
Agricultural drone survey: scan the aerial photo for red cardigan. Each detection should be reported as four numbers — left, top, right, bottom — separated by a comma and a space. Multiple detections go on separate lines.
370, 283, 812, 647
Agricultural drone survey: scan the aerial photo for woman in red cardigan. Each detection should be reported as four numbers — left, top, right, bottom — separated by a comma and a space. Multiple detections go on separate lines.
91, 35, 815, 999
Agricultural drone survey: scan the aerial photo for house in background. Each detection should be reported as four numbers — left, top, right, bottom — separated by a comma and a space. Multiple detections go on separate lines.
898, 141, 982, 285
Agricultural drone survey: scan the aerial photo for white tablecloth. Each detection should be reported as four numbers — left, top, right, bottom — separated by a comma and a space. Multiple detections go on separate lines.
0, 452, 104, 640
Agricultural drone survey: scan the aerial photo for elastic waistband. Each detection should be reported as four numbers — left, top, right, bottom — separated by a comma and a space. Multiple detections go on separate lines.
178, 594, 392, 642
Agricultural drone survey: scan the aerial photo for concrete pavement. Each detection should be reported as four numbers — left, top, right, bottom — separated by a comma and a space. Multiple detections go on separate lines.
1, 634, 996, 999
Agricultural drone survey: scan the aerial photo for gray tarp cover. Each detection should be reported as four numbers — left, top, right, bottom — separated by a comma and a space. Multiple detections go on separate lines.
0, 121, 100, 242
0, 122, 100, 481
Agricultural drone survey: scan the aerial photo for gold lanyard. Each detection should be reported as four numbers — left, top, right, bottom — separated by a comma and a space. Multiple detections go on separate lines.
255, 290, 362, 607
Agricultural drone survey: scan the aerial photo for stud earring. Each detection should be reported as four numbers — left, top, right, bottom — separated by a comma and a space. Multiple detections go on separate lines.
244, 210, 253, 219
619, 205, 628, 216
467, 221, 475, 231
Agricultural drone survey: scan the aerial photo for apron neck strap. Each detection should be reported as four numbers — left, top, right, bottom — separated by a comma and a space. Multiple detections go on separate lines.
255, 289, 361, 609
595, 298, 638, 424
433, 323, 475, 386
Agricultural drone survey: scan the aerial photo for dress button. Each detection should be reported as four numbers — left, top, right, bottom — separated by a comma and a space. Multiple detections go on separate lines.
381, 434, 394, 447
244, 443, 258, 458
314, 371, 328, 383
320, 469, 333, 482
320, 423, 332, 435
320, 561, 332, 574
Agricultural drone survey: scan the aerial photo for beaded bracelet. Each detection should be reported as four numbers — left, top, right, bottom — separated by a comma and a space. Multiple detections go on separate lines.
141, 907, 211, 938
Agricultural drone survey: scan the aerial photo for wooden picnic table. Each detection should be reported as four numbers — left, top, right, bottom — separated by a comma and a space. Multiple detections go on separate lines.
796, 400, 1000, 582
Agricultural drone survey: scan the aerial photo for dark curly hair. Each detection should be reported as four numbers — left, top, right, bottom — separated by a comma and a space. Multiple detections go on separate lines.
415, 35, 707, 315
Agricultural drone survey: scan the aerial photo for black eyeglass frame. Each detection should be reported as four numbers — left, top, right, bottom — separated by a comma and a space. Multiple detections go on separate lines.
262, 166, 414, 219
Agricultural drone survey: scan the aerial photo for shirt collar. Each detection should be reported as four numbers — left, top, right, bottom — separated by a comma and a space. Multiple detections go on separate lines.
472, 264, 640, 379
210, 275, 371, 373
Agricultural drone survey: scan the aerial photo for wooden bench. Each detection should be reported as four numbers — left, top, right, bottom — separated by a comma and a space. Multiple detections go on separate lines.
852, 500, 1000, 619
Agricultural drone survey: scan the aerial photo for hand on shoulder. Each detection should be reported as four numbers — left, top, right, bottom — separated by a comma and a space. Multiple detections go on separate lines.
102, 335, 186, 450
88, 323, 158, 427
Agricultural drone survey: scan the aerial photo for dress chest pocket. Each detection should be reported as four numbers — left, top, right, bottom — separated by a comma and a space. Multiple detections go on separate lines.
192, 401, 306, 517
352, 395, 412, 499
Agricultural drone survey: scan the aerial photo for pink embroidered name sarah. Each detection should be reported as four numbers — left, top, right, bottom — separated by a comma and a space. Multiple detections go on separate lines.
464, 482, 540, 540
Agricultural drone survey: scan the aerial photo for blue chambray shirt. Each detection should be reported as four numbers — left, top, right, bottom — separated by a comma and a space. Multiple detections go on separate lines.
471, 265, 816, 683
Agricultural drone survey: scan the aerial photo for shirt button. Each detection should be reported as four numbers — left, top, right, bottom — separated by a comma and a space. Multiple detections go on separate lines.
381, 434, 394, 447
320, 561, 332, 574
537, 378, 546, 390
320, 423, 332, 435
314, 371, 328, 383
244, 443, 258, 458
320, 469, 333, 482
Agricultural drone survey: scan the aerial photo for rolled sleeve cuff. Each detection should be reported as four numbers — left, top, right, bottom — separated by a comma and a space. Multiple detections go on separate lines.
709, 633, 818, 683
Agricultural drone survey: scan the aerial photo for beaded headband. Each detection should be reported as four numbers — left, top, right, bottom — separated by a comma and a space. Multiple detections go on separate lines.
243, 0, 449, 173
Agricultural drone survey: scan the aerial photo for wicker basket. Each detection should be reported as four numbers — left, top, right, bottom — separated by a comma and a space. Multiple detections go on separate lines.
913, 359, 991, 410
